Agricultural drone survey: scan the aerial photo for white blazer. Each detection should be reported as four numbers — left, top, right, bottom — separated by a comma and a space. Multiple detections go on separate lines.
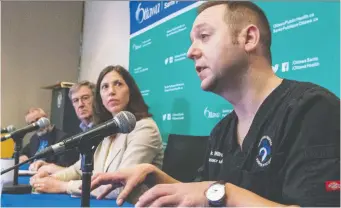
53, 117, 163, 201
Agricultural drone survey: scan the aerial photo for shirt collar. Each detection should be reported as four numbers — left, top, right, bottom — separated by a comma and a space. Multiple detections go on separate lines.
79, 121, 93, 132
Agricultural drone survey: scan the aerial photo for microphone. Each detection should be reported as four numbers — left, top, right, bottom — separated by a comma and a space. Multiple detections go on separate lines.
1, 125, 16, 133
33, 111, 136, 160
0, 117, 50, 142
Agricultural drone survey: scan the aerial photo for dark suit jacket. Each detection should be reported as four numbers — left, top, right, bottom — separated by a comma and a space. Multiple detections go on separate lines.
20, 126, 79, 167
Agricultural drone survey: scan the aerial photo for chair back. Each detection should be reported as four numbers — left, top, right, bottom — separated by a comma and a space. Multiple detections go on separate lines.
162, 134, 209, 182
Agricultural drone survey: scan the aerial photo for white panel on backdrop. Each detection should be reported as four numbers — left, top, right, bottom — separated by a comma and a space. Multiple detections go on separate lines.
80, 1, 130, 83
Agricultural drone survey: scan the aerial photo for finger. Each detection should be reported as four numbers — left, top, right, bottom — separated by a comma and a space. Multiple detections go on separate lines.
29, 163, 37, 171
35, 161, 43, 169
90, 173, 123, 191
116, 181, 138, 206
33, 183, 45, 192
36, 171, 49, 178
33, 174, 41, 179
34, 173, 42, 179
32, 178, 41, 184
91, 173, 101, 182
38, 166, 48, 173
34, 185, 42, 192
134, 184, 174, 207
34, 171, 41, 177
29, 178, 35, 186
144, 194, 180, 208
96, 184, 114, 200
80, 173, 103, 190
36, 186, 47, 193
90, 176, 106, 191
34, 177, 46, 184
31, 175, 42, 184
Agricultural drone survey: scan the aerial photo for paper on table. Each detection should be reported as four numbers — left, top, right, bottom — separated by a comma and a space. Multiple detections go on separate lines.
19, 170, 37, 176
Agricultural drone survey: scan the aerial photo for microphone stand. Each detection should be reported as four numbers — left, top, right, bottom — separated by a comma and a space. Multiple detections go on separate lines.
78, 135, 102, 207
12, 134, 24, 185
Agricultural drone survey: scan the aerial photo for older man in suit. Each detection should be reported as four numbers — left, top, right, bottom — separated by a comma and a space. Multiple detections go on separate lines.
29, 81, 96, 173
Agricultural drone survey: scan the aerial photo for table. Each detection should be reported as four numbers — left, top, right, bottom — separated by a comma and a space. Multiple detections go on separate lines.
1, 193, 133, 207
1, 164, 133, 207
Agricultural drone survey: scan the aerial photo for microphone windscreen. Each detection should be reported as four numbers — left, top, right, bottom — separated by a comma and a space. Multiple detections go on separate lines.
115, 111, 136, 133
7, 125, 16, 132
37, 117, 50, 128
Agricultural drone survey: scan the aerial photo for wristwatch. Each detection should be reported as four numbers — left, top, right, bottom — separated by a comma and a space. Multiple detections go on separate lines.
205, 181, 226, 207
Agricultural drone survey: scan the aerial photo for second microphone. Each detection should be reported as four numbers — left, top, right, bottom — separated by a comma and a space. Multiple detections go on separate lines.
32, 111, 136, 160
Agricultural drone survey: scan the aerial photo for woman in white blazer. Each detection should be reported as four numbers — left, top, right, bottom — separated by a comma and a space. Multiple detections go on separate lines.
30, 65, 164, 202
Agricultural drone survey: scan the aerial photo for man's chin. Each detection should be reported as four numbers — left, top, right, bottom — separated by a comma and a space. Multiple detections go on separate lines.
200, 79, 217, 92
201, 85, 212, 92
37, 130, 48, 137
79, 114, 90, 119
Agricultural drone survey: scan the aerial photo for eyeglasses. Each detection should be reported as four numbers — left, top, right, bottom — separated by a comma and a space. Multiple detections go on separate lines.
72, 95, 92, 105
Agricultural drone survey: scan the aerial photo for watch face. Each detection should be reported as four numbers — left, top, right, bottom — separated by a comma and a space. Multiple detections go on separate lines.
206, 184, 225, 202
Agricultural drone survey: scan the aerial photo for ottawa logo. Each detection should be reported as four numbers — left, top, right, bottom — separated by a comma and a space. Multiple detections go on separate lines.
135, 3, 161, 24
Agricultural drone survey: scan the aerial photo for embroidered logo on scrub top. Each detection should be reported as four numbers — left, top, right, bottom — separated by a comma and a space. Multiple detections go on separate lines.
256, 136, 272, 167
